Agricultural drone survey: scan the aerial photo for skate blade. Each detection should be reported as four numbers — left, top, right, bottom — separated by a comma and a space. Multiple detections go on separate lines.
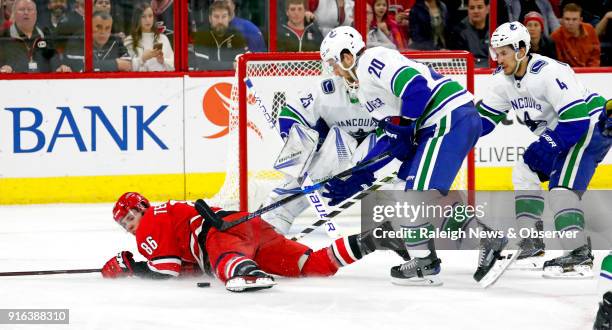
542, 265, 593, 279
391, 274, 443, 287
479, 249, 521, 289
226, 277, 277, 292
509, 256, 546, 271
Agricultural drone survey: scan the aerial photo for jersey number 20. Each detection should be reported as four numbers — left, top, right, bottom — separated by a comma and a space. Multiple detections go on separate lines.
368, 59, 385, 78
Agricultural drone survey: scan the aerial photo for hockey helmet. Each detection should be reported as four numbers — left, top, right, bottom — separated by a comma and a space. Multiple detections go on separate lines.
320, 26, 365, 71
489, 22, 531, 61
113, 192, 150, 224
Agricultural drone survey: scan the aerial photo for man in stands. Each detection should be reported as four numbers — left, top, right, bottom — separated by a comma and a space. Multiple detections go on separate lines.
189, 1, 247, 70
0, 0, 69, 73
451, 0, 490, 68
277, 0, 323, 52
551, 3, 600, 67
63, 10, 131, 72
101, 192, 409, 292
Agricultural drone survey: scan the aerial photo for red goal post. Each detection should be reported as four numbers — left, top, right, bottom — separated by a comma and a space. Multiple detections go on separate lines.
231, 51, 476, 212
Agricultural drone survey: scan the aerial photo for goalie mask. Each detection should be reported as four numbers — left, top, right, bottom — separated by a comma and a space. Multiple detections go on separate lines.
113, 192, 150, 231
489, 22, 531, 74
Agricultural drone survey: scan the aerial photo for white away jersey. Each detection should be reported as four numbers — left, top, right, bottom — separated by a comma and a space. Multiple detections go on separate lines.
479, 54, 603, 135
355, 46, 474, 128
278, 75, 377, 141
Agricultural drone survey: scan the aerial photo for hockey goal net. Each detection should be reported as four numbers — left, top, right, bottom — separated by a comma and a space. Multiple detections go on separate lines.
209, 51, 475, 212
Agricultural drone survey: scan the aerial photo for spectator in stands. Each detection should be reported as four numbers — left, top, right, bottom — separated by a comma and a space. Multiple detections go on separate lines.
308, 0, 354, 37
124, 2, 174, 71
0, 0, 70, 72
189, 1, 247, 70
450, 0, 489, 67
277, 0, 323, 52
151, 0, 174, 39
93, 0, 124, 39
506, 0, 560, 36
524, 11, 556, 59
37, 0, 67, 37
366, 2, 396, 49
559, 1, 605, 27
1, 0, 15, 33
54, 0, 83, 51
596, 10, 612, 66
370, 0, 407, 49
63, 10, 131, 72
408, 0, 448, 50
225, 0, 265, 52
551, 3, 600, 67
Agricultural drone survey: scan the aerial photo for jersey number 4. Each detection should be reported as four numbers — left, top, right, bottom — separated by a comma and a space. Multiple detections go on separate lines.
556, 78, 568, 90
368, 59, 385, 78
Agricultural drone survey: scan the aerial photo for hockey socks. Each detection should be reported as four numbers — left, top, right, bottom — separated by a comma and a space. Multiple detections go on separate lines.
599, 253, 612, 294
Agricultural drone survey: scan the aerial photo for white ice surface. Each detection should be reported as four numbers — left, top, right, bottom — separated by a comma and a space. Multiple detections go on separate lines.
0, 203, 607, 330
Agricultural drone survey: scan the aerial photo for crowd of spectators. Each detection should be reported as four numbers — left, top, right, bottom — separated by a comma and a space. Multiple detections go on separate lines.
1, 0, 612, 73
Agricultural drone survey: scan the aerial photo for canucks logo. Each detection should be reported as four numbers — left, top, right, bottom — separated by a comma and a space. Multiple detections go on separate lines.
510, 23, 517, 30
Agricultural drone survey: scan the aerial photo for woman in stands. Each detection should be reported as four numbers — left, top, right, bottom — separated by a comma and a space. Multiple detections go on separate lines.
124, 2, 174, 72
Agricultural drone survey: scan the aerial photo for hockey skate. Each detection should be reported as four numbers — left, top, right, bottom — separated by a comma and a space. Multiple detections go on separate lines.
594, 292, 612, 330
359, 221, 411, 261
390, 253, 442, 286
542, 241, 594, 279
225, 272, 277, 292
473, 227, 520, 288
509, 236, 546, 271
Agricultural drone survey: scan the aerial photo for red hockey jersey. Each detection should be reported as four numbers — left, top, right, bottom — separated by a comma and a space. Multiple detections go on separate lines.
135, 200, 206, 276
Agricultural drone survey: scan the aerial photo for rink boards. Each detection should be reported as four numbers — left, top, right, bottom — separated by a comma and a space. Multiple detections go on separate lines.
0, 73, 611, 204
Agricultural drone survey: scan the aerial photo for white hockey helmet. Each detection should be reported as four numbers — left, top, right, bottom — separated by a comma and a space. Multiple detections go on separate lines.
489, 22, 531, 61
320, 26, 366, 71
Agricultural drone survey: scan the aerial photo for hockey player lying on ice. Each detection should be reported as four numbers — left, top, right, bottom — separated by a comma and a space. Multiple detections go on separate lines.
101, 192, 409, 292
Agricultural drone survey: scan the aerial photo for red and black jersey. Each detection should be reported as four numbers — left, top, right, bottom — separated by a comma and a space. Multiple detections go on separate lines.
135, 200, 207, 277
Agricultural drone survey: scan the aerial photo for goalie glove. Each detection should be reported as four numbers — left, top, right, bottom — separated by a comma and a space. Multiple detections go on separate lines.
101, 251, 136, 278
522, 128, 566, 175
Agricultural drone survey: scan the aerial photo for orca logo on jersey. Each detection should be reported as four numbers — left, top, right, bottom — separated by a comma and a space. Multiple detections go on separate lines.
201, 82, 262, 139
510, 23, 517, 30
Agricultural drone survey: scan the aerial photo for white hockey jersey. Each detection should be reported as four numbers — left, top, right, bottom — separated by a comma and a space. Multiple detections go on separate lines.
479, 54, 604, 137
355, 46, 474, 129
278, 75, 377, 142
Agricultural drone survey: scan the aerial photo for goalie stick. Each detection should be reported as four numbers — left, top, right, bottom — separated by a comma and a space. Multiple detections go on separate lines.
290, 173, 396, 241
244, 77, 342, 238
195, 151, 393, 231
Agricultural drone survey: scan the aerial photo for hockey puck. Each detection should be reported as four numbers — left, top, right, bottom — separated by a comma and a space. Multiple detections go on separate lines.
197, 282, 211, 288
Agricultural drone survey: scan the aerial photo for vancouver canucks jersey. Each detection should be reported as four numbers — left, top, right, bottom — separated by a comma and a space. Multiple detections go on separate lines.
479, 54, 605, 141
355, 46, 474, 129
278, 76, 377, 142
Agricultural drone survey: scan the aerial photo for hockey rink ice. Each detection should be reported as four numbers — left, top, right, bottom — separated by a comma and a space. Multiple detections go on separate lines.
0, 203, 606, 330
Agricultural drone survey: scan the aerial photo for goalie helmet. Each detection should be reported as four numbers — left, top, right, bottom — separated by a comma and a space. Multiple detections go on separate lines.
320, 26, 365, 71
489, 21, 531, 61
113, 192, 150, 223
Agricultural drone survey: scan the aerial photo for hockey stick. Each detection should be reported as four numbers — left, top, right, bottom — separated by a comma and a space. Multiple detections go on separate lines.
195, 151, 393, 231
290, 173, 397, 241
0, 268, 101, 277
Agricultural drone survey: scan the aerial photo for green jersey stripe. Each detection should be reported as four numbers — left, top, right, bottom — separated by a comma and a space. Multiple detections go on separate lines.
392, 67, 420, 97
558, 103, 588, 121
